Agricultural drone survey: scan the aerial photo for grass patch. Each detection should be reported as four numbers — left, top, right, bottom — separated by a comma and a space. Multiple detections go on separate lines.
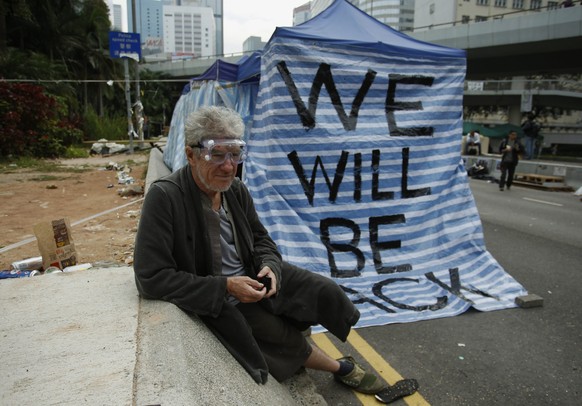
0, 156, 91, 174
29, 175, 74, 182
64, 146, 91, 159
0, 147, 149, 176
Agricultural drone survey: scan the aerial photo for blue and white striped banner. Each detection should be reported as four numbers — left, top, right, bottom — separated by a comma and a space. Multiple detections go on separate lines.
244, 37, 527, 329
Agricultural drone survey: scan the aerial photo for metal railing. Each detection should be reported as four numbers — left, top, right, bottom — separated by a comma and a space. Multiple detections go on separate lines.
464, 79, 582, 93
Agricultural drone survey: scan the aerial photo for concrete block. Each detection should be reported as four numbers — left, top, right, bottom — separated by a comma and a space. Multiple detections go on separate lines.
0, 267, 139, 406
145, 146, 171, 194
134, 299, 301, 405
515, 294, 544, 308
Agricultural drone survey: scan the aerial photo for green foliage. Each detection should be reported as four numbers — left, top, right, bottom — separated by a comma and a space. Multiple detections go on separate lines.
0, 82, 83, 158
0, 0, 182, 159
139, 69, 183, 135
82, 106, 128, 141
64, 146, 90, 158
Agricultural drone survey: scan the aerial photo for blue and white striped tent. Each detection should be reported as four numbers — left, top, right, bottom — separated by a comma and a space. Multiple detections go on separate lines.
243, 0, 527, 329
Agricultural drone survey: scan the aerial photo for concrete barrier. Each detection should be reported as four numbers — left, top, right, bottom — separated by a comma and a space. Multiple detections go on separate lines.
0, 267, 138, 405
0, 267, 326, 405
134, 298, 317, 405
463, 155, 582, 190
144, 145, 171, 193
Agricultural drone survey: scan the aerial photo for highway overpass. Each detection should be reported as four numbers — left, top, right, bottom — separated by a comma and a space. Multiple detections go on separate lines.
143, 5, 582, 146
144, 6, 582, 81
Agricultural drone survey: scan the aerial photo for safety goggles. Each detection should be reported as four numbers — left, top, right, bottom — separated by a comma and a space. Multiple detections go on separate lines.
195, 139, 247, 165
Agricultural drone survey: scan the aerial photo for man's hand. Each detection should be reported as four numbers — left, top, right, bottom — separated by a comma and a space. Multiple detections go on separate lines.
257, 266, 277, 298
226, 276, 266, 303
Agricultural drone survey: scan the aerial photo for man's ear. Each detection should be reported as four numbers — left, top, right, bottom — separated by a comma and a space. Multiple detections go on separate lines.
185, 146, 195, 164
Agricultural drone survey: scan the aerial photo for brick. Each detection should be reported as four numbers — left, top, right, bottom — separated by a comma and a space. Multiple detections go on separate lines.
515, 294, 544, 308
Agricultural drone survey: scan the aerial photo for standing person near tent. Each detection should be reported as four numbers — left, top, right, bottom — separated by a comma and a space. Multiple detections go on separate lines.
498, 130, 523, 191
465, 129, 482, 155
521, 114, 540, 160
133, 106, 419, 402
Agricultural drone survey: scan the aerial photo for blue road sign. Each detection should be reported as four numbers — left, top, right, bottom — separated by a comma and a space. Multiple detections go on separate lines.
109, 31, 141, 61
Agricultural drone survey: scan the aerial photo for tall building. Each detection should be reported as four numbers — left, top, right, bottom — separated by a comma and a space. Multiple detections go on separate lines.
126, 0, 223, 58
243, 36, 266, 53
198, 0, 224, 56
167, 0, 223, 55
414, 0, 561, 30
293, 2, 312, 26
108, 0, 128, 32
111, 3, 123, 30
132, 0, 164, 55
163, 5, 216, 58
358, 0, 415, 31
311, 0, 416, 31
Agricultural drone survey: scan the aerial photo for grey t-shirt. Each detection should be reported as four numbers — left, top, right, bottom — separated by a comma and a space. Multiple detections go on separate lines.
218, 205, 245, 303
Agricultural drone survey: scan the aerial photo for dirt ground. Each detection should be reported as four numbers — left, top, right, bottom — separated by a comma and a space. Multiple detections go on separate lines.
0, 151, 151, 271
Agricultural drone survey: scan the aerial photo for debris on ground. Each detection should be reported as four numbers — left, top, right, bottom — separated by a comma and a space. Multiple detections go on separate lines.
105, 161, 129, 172
0, 269, 41, 278
105, 161, 136, 185
118, 185, 144, 197
0, 253, 94, 279
90, 139, 129, 156
11, 256, 43, 271
467, 159, 490, 179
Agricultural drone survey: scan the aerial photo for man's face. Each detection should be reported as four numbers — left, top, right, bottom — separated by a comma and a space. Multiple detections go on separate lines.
509, 132, 517, 141
186, 140, 243, 194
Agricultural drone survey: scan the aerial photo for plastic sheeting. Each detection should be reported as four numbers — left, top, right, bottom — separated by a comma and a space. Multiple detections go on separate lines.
243, 0, 527, 330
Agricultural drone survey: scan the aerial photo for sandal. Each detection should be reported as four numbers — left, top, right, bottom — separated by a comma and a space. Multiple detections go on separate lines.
374, 378, 419, 404
334, 356, 387, 394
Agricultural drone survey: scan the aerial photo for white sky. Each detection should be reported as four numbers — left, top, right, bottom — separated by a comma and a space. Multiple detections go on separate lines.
222, 0, 309, 55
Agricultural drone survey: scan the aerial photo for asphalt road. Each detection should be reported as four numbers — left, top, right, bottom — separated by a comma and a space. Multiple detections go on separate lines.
307, 179, 582, 406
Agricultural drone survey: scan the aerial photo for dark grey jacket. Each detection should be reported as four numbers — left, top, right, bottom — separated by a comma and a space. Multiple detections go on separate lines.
134, 165, 282, 317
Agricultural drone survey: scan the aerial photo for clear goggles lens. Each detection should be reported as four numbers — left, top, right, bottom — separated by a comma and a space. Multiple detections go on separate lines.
196, 139, 247, 165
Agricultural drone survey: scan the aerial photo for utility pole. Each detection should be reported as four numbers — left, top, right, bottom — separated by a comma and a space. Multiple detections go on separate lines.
124, 58, 134, 154
131, 0, 144, 148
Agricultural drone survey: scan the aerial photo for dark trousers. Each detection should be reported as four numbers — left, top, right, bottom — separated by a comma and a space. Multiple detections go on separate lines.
499, 162, 517, 189
465, 142, 481, 155
200, 262, 359, 383
235, 301, 312, 382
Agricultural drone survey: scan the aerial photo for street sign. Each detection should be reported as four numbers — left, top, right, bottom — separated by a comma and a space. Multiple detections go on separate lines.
109, 31, 141, 61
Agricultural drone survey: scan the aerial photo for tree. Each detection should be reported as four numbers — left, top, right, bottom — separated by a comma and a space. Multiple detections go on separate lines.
139, 69, 182, 137
0, 0, 33, 51
1, 0, 180, 154
0, 82, 82, 157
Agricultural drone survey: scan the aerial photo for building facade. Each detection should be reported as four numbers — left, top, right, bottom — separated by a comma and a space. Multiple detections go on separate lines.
293, 2, 312, 26
108, 0, 128, 32
310, 0, 415, 31
181, 0, 224, 56
414, 0, 562, 30
163, 5, 216, 58
123, 0, 223, 58
243, 36, 266, 54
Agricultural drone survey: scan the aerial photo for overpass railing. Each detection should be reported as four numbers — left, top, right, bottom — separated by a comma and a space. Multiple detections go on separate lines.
465, 79, 582, 94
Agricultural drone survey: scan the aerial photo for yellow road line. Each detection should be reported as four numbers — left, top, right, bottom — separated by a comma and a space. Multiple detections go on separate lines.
311, 332, 377, 405
347, 330, 430, 406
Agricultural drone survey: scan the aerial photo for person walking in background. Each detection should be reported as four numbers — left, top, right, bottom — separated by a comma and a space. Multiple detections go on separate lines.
498, 130, 523, 191
521, 114, 540, 160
